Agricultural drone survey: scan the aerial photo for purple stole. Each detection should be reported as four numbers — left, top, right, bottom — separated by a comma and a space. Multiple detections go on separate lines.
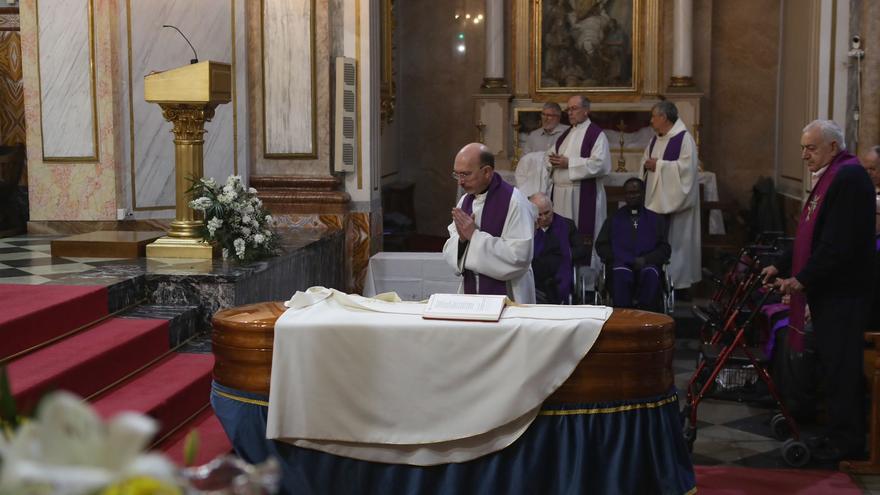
610, 206, 661, 265
534, 214, 574, 302
461, 173, 514, 296
787, 152, 860, 351
648, 130, 686, 162
554, 122, 602, 241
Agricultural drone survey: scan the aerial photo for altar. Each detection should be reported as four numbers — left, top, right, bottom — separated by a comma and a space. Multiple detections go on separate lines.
210, 290, 695, 494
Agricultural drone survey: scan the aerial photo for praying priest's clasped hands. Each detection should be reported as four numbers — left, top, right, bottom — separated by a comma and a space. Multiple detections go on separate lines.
452, 208, 477, 241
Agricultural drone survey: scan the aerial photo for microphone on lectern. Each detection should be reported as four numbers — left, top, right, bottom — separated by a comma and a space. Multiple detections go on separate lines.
162, 24, 199, 64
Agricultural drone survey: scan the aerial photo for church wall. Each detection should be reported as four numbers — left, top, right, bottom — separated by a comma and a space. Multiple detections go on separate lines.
704, 0, 780, 208
246, 0, 331, 177
119, 0, 247, 219
858, 1, 880, 152
396, 0, 487, 236
21, 0, 121, 221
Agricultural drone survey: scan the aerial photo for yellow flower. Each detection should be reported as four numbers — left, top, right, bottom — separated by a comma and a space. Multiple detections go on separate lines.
100, 476, 182, 495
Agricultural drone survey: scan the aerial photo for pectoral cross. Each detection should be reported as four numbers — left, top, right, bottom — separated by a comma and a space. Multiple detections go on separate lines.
805, 194, 821, 222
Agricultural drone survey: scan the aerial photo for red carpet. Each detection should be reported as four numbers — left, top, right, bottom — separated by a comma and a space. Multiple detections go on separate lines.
0, 284, 107, 360
695, 465, 862, 494
8, 317, 169, 412
159, 407, 232, 466
2, 283, 231, 465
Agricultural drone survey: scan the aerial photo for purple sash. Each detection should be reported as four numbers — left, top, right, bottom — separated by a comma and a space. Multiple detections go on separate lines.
554, 123, 602, 244
648, 130, 686, 161
788, 152, 860, 351
461, 173, 514, 296
534, 214, 574, 302
610, 206, 661, 265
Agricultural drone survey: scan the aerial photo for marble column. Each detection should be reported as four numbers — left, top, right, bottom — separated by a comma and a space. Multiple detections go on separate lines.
480, 0, 506, 91
669, 0, 694, 87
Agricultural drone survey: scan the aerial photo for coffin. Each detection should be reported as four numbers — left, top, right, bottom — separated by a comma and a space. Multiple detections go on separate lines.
211, 302, 674, 403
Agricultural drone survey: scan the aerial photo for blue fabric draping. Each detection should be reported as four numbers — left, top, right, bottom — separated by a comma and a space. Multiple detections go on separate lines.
211, 381, 696, 495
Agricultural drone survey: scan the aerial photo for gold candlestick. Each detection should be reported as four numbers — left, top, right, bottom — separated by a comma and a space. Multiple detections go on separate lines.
615, 119, 628, 172
475, 121, 486, 144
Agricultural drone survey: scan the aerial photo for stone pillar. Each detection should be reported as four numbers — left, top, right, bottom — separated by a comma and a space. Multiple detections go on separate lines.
481, 0, 507, 91
669, 0, 695, 87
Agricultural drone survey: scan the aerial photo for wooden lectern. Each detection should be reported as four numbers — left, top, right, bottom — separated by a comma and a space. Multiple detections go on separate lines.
144, 61, 232, 259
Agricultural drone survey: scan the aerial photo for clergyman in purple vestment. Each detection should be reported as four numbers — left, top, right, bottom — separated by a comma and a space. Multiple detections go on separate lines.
761, 120, 875, 463
595, 178, 670, 312
443, 143, 536, 303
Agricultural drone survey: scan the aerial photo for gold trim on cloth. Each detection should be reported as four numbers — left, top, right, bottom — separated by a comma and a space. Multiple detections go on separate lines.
538, 394, 678, 416
213, 388, 270, 407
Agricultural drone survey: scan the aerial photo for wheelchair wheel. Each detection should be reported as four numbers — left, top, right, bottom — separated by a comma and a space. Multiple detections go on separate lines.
770, 413, 791, 440
781, 439, 810, 467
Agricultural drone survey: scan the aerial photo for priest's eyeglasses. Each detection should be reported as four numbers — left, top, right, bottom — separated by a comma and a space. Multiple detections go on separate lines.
451, 165, 489, 180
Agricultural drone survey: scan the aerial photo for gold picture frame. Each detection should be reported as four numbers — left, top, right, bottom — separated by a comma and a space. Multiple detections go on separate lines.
533, 0, 645, 97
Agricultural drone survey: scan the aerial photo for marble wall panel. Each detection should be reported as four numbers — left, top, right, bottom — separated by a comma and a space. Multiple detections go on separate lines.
123, 0, 244, 212
262, 0, 314, 157
37, 0, 96, 159
22, 0, 118, 221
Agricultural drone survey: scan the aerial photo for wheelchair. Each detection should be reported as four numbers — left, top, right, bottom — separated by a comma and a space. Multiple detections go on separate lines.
590, 261, 674, 314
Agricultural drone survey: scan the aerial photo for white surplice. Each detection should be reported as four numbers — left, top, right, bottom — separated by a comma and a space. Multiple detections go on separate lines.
514, 151, 552, 199
549, 118, 612, 268
443, 178, 537, 303
638, 119, 701, 289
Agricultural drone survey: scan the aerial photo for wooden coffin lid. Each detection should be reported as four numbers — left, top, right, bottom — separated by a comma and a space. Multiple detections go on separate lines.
212, 303, 675, 401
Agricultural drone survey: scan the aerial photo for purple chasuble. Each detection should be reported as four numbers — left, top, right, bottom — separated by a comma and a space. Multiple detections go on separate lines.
534, 214, 574, 302
648, 130, 687, 162
787, 152, 861, 351
554, 123, 602, 242
610, 206, 661, 265
461, 173, 514, 296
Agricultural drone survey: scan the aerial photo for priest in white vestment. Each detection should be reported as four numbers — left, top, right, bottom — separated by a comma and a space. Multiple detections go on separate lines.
548, 95, 612, 269
443, 143, 536, 303
638, 100, 701, 289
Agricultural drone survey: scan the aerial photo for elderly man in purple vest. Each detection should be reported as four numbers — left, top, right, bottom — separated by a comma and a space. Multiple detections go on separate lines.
639, 100, 701, 295
529, 192, 589, 304
761, 120, 875, 463
595, 178, 671, 311
443, 143, 537, 303
548, 95, 611, 269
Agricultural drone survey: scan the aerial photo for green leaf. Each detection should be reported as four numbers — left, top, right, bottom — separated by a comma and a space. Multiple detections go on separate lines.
0, 366, 19, 429
183, 428, 200, 466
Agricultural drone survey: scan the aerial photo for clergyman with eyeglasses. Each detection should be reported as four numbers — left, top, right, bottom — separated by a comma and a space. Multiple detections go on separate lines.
522, 102, 569, 155
442, 143, 537, 303
547, 95, 612, 270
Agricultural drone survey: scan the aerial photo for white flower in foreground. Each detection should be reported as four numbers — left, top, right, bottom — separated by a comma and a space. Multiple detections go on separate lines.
248, 187, 257, 194
265, 215, 274, 225
222, 248, 230, 259
207, 217, 223, 236
241, 214, 252, 225
225, 175, 241, 188
253, 233, 265, 245
0, 392, 177, 495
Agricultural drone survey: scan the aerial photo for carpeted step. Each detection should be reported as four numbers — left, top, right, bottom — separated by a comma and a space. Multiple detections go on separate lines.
0, 284, 108, 360
7, 317, 169, 413
120, 305, 202, 347
92, 353, 215, 439
157, 407, 233, 467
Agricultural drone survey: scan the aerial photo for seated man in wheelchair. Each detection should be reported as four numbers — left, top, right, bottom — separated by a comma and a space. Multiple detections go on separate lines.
529, 192, 590, 304
595, 177, 671, 311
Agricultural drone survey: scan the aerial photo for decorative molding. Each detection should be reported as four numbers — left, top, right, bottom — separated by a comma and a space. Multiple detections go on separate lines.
261, 0, 317, 158
251, 175, 351, 214
159, 105, 216, 143
0, 12, 19, 31
36, 0, 98, 162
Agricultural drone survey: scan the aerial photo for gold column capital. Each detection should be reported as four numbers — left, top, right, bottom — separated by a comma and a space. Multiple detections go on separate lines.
158, 103, 217, 143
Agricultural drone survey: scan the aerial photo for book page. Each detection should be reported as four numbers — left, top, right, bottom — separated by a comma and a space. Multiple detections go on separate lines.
423, 294, 506, 321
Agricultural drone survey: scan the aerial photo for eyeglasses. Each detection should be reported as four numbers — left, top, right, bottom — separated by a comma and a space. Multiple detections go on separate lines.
567, 106, 584, 112
541, 112, 561, 118
451, 165, 488, 180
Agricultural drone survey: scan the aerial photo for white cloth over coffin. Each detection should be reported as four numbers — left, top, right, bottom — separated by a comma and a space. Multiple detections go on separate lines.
266, 287, 611, 466
514, 151, 552, 198
442, 180, 537, 303
638, 119, 702, 289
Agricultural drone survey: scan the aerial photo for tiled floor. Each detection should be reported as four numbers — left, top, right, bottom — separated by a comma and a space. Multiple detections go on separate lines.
1, 234, 880, 491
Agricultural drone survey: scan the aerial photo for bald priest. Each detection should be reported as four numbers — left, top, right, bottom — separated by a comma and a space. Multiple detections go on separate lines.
443, 143, 537, 303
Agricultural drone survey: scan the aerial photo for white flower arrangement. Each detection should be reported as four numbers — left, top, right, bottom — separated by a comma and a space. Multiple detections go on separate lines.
188, 176, 279, 263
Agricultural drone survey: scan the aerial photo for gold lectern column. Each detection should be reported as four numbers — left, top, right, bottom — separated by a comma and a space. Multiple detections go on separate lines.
144, 104, 217, 259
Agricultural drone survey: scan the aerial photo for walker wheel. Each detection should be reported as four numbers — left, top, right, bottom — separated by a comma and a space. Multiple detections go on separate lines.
770, 413, 790, 440
781, 439, 810, 467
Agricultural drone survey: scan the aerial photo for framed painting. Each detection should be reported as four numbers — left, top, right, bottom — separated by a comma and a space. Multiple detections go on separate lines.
534, 0, 643, 94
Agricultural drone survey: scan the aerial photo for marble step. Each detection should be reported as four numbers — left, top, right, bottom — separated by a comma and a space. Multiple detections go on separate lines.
121, 304, 202, 348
